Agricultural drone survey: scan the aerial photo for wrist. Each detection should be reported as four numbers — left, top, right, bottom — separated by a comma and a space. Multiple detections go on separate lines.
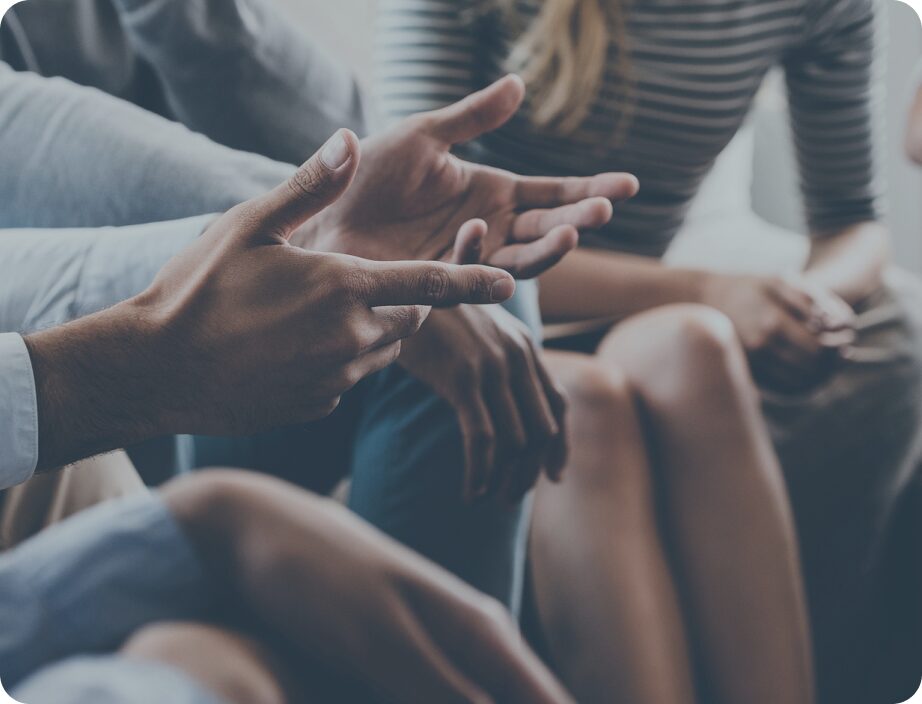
24, 299, 169, 470
691, 269, 727, 307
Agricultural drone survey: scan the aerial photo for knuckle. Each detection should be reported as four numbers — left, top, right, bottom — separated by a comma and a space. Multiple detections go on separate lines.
287, 161, 330, 203
456, 360, 480, 386
421, 266, 452, 301
338, 262, 371, 301
401, 306, 426, 336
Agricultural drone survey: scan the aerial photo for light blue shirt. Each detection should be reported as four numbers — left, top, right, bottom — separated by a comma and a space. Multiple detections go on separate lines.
0, 215, 214, 489
0, 492, 213, 692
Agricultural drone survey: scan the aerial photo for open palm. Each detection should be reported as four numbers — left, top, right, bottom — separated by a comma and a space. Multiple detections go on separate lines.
299, 76, 639, 278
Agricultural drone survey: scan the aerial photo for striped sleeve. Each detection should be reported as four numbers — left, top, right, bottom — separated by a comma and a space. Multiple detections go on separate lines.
784, 0, 885, 237
374, 0, 481, 126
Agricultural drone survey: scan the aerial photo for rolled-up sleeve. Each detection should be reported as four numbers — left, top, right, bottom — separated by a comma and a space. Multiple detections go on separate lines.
0, 215, 213, 335
0, 493, 212, 689
0, 333, 38, 489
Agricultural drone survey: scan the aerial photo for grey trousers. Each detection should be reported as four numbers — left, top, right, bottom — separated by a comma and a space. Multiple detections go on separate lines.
761, 270, 922, 702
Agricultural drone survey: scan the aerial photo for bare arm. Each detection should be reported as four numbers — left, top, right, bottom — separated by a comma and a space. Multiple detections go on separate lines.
804, 221, 889, 304
538, 248, 709, 323
18, 136, 514, 477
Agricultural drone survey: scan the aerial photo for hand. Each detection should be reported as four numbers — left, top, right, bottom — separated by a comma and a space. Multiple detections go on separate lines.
297, 75, 639, 278
398, 304, 567, 503
167, 471, 575, 703
26, 134, 516, 469
701, 273, 856, 392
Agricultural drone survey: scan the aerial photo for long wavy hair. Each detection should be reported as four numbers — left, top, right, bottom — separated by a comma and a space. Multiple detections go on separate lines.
492, 0, 632, 135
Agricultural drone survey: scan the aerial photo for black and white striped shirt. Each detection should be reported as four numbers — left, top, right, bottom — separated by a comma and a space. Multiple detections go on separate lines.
376, 0, 882, 257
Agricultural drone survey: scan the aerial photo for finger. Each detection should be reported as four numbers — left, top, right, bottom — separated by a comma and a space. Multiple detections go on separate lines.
511, 343, 560, 455
457, 396, 497, 501
511, 198, 614, 240
771, 312, 824, 370
425, 74, 525, 145
766, 279, 816, 324
360, 260, 516, 307
811, 289, 857, 332
245, 129, 361, 239
502, 447, 542, 505
346, 341, 405, 388
515, 172, 639, 208
371, 305, 432, 345
484, 375, 529, 497
533, 356, 569, 481
485, 226, 578, 279
451, 219, 488, 265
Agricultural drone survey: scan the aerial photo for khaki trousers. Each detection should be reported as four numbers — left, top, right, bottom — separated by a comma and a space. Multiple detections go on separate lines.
0, 451, 145, 550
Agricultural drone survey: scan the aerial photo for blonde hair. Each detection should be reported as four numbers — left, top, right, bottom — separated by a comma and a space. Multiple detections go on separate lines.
494, 0, 632, 135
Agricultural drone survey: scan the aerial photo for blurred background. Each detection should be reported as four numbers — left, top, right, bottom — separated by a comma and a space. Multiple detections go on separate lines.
273, 0, 922, 274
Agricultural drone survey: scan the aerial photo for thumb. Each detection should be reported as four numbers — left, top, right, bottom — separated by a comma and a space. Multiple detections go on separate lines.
360, 260, 516, 307
247, 129, 360, 239
425, 74, 525, 145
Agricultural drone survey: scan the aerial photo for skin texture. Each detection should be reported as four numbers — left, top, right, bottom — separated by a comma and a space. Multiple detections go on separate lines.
298, 75, 640, 277
23, 77, 639, 475
397, 304, 568, 502
157, 470, 575, 704
530, 306, 815, 704
25, 132, 518, 471
539, 219, 888, 394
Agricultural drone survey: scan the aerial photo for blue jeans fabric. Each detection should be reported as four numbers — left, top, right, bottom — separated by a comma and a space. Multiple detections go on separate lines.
183, 283, 540, 610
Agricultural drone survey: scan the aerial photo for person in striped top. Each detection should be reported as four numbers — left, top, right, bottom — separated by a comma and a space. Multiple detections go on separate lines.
376, 1, 922, 703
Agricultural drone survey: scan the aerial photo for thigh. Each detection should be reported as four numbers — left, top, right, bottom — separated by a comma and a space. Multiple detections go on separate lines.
12, 656, 227, 704
347, 282, 541, 611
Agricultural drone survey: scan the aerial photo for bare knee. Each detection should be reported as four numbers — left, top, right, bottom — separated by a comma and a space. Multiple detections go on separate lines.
122, 622, 290, 704
600, 304, 750, 403
544, 353, 652, 496
549, 352, 634, 419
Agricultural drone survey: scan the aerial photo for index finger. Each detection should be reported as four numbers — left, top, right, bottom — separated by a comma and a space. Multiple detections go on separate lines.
515, 173, 640, 208
360, 260, 516, 307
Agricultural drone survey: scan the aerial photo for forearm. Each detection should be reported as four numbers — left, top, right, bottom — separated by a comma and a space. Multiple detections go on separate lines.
538, 248, 709, 322
804, 221, 889, 304
23, 301, 171, 472
0, 217, 208, 334
0, 65, 292, 229
114, 0, 367, 161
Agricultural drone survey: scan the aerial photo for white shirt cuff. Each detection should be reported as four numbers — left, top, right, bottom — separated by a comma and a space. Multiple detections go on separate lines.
0, 333, 38, 489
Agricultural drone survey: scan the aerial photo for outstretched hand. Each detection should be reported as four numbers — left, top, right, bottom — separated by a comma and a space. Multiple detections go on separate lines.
297, 75, 639, 278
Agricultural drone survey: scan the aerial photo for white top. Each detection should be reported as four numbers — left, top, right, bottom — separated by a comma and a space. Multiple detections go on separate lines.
0, 215, 213, 489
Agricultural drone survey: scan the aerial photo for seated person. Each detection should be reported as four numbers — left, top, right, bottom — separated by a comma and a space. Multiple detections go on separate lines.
2, 471, 574, 704
0, 0, 633, 609
376, 0, 922, 702
0, 140, 589, 703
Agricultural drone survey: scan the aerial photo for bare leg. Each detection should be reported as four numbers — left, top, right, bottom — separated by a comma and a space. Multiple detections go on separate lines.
122, 622, 301, 704
530, 351, 698, 704
596, 305, 815, 704
162, 471, 573, 703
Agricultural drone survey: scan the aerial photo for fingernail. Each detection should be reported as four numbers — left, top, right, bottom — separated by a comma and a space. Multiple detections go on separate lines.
320, 130, 351, 170
490, 277, 515, 302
